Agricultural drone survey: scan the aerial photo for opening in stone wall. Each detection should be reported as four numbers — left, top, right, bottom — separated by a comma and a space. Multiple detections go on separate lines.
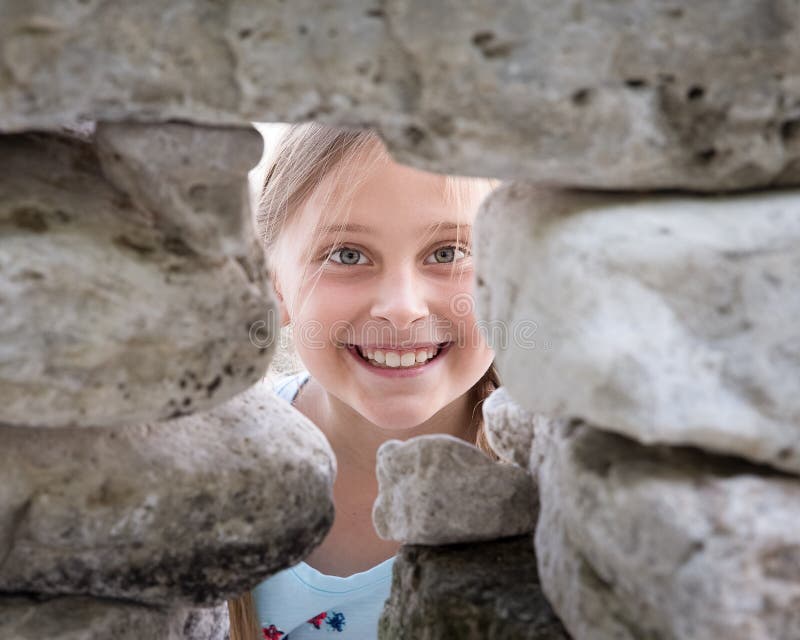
227, 121, 529, 640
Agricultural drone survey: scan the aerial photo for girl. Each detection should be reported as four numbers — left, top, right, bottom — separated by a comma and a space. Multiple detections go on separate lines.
227, 122, 501, 640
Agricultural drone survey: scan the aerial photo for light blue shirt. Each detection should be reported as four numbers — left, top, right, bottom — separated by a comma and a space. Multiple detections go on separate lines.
253, 370, 395, 639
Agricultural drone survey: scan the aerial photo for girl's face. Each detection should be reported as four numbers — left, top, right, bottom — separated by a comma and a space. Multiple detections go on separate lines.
273, 153, 495, 431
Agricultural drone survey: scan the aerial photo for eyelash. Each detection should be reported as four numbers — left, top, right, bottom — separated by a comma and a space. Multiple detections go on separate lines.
321, 243, 471, 266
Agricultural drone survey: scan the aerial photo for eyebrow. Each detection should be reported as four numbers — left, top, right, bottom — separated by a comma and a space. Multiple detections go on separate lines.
321, 222, 470, 234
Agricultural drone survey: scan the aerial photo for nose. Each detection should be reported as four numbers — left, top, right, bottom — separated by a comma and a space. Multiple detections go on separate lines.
369, 264, 430, 331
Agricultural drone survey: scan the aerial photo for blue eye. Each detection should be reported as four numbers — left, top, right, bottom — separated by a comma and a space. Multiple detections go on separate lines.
323, 244, 470, 266
424, 244, 469, 264
327, 246, 368, 265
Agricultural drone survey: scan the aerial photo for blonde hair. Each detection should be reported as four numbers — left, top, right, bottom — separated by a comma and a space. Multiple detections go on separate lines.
228, 122, 501, 640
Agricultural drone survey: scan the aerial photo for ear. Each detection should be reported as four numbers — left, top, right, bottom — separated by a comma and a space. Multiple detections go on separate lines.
270, 271, 291, 327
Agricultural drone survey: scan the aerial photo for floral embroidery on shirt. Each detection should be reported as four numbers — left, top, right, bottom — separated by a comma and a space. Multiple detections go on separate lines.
262, 625, 285, 639
307, 612, 327, 629
325, 611, 346, 632
263, 610, 346, 637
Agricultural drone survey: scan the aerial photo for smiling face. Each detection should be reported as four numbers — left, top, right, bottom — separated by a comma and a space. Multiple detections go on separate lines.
272, 147, 495, 431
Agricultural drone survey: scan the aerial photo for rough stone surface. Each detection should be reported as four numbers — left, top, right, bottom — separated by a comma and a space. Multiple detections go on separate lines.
483, 385, 550, 468
0, 381, 335, 606
378, 536, 571, 639
534, 419, 800, 640
0, 124, 276, 428
2, 1, 800, 190
181, 603, 231, 640
0, 597, 229, 640
475, 182, 800, 474
373, 435, 536, 545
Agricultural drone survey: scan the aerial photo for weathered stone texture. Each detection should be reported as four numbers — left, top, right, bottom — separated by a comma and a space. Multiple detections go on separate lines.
0, 124, 276, 428
0, 597, 229, 640
534, 419, 800, 640
2, 1, 800, 190
373, 435, 536, 545
379, 536, 571, 640
181, 603, 231, 640
381, 0, 800, 191
3, 3, 800, 638
483, 385, 550, 468
0, 1, 406, 130
0, 382, 335, 606
475, 182, 800, 474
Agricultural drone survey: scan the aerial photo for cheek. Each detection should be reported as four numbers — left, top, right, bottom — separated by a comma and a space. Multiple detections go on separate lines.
449, 286, 493, 356
294, 285, 362, 345
433, 274, 477, 328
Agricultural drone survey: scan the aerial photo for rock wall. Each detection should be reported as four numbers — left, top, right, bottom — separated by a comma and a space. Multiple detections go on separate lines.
472, 185, 800, 637
2, 0, 800, 190
2, 1, 799, 638
0, 123, 337, 638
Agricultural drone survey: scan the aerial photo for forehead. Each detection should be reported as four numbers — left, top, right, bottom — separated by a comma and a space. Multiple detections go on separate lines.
294, 152, 490, 239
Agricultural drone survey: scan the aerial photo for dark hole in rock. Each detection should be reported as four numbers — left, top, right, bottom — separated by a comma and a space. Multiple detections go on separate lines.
206, 375, 222, 397
571, 88, 592, 106
113, 235, 156, 255
472, 31, 495, 47
163, 235, 197, 257
695, 148, 717, 164
780, 119, 800, 142
10, 207, 49, 233
187, 183, 208, 200
471, 30, 514, 58
404, 125, 426, 145
687, 85, 705, 101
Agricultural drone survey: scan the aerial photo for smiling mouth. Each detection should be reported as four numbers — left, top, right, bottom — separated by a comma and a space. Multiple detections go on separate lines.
346, 341, 452, 368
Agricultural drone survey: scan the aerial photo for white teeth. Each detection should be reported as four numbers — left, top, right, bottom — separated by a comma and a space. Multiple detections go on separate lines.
400, 352, 417, 366
355, 345, 443, 368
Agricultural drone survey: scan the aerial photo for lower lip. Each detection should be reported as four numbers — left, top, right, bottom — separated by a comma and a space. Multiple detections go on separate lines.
345, 342, 454, 378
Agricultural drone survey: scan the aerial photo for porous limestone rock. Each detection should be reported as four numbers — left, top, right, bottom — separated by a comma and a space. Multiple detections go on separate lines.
378, 536, 571, 640
534, 419, 800, 640
475, 182, 800, 474
180, 603, 231, 640
373, 434, 536, 544
483, 385, 550, 468
379, 0, 800, 191
0, 382, 336, 606
0, 124, 276, 428
0, 597, 229, 640
2, 1, 800, 190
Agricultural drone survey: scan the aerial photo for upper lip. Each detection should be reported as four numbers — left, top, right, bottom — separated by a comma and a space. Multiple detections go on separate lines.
347, 341, 450, 350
